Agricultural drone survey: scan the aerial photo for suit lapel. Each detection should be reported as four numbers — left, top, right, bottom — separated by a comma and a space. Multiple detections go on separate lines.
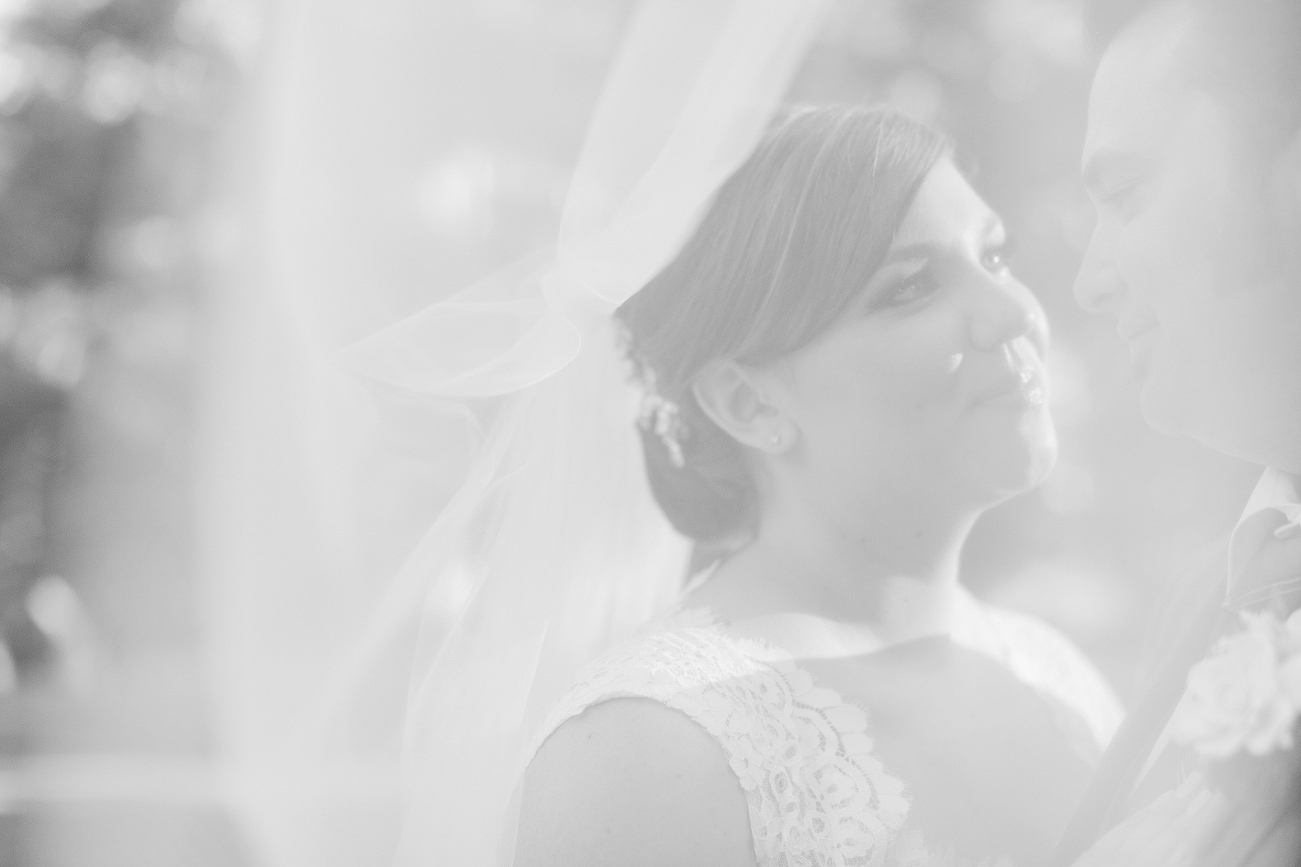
1051, 543, 1228, 865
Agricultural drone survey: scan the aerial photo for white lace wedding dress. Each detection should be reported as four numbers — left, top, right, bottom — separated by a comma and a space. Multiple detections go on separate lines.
530, 589, 1122, 867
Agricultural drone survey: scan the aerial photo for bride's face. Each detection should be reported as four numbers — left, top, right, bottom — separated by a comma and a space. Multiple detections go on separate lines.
763, 159, 1056, 515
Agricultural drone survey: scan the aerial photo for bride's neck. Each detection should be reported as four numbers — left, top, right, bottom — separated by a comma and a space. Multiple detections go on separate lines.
710, 492, 978, 643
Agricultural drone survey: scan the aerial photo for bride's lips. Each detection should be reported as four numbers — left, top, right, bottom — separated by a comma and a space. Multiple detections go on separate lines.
973, 366, 1046, 409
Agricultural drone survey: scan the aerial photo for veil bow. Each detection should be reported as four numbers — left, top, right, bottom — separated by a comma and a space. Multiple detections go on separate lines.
339, 2, 833, 863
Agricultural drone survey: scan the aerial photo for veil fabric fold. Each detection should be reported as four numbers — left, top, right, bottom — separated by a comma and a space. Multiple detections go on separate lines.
338, 2, 834, 863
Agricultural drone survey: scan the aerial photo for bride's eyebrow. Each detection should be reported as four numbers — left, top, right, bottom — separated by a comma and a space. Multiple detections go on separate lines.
882, 221, 1001, 266
881, 242, 934, 265
981, 213, 1006, 243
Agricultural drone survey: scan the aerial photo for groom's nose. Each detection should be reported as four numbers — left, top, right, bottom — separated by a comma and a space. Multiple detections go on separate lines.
1073, 223, 1123, 313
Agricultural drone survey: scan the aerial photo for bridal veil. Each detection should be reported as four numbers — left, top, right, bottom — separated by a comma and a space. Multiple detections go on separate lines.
334, 1, 835, 863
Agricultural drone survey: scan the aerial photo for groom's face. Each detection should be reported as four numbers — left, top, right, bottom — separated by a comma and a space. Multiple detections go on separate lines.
1075, 5, 1289, 458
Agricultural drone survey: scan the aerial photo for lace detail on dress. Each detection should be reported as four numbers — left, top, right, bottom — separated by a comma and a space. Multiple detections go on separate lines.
530, 602, 1122, 867
532, 612, 911, 867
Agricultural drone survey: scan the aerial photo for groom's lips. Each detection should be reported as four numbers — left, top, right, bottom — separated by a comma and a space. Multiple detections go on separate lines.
1119, 321, 1159, 376
1118, 321, 1158, 342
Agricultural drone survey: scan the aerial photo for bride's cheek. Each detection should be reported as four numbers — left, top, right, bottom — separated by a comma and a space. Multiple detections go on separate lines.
903, 351, 963, 413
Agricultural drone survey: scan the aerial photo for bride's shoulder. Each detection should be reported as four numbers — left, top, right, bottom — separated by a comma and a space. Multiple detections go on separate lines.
517, 696, 755, 867
517, 619, 759, 867
520, 611, 914, 867
973, 597, 1106, 682
967, 594, 1124, 748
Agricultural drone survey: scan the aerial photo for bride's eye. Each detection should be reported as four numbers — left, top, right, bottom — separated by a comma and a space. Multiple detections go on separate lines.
884, 268, 938, 307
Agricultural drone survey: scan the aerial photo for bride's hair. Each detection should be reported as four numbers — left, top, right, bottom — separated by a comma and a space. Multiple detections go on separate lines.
617, 105, 950, 543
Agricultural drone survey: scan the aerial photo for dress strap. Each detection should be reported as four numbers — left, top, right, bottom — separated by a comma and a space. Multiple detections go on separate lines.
532, 617, 910, 866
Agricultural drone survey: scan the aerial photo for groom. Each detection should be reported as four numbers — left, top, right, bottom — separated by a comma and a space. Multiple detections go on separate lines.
1060, 0, 1301, 863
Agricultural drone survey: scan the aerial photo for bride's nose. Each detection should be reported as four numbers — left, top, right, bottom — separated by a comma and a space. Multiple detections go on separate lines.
967, 277, 1047, 355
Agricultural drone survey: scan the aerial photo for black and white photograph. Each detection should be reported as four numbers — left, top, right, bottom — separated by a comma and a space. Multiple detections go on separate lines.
0, 0, 1297, 865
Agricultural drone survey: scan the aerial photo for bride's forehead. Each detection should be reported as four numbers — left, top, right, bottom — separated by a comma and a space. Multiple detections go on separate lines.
893, 162, 995, 244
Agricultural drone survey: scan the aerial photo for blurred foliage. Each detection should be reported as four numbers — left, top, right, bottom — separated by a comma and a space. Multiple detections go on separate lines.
0, 0, 241, 694
0, 0, 240, 287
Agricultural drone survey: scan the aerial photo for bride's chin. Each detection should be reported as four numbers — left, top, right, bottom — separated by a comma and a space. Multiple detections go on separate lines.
975, 420, 1059, 503
1023, 441, 1060, 493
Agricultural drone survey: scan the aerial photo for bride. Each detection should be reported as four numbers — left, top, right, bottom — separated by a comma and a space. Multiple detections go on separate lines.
519, 103, 1116, 867
341, 3, 1225, 865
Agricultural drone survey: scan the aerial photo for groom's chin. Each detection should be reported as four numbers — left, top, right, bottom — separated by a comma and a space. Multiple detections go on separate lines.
1137, 376, 1199, 440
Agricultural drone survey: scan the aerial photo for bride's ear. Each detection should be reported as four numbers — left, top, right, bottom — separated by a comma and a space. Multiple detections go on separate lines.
691, 360, 797, 455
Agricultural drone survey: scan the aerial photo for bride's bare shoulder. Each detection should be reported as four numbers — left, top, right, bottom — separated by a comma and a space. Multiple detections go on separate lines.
515, 696, 755, 867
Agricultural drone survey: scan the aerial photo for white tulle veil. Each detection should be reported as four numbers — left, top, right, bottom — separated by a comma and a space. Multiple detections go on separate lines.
339, 1, 834, 862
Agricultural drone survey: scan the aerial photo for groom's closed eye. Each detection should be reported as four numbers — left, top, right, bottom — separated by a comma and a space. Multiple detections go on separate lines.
1082, 150, 1154, 207
1097, 176, 1149, 218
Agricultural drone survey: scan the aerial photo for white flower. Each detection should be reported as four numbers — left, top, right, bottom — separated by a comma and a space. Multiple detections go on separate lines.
1286, 608, 1301, 653
1281, 655, 1301, 709
1171, 613, 1301, 759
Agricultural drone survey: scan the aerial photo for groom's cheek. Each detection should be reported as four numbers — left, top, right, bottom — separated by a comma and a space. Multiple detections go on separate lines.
1073, 216, 1121, 311
1116, 207, 1181, 298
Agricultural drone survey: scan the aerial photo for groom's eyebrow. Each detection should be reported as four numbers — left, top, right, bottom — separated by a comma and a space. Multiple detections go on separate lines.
1082, 150, 1152, 196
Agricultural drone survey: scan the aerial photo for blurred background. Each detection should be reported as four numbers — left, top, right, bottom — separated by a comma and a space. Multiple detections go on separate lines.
0, 0, 1260, 865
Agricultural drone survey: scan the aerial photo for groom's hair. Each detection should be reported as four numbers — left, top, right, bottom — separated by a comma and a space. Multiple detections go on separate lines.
1086, 0, 1301, 169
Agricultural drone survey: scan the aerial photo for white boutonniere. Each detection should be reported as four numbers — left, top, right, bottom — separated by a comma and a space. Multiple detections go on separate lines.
1171, 610, 1301, 759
